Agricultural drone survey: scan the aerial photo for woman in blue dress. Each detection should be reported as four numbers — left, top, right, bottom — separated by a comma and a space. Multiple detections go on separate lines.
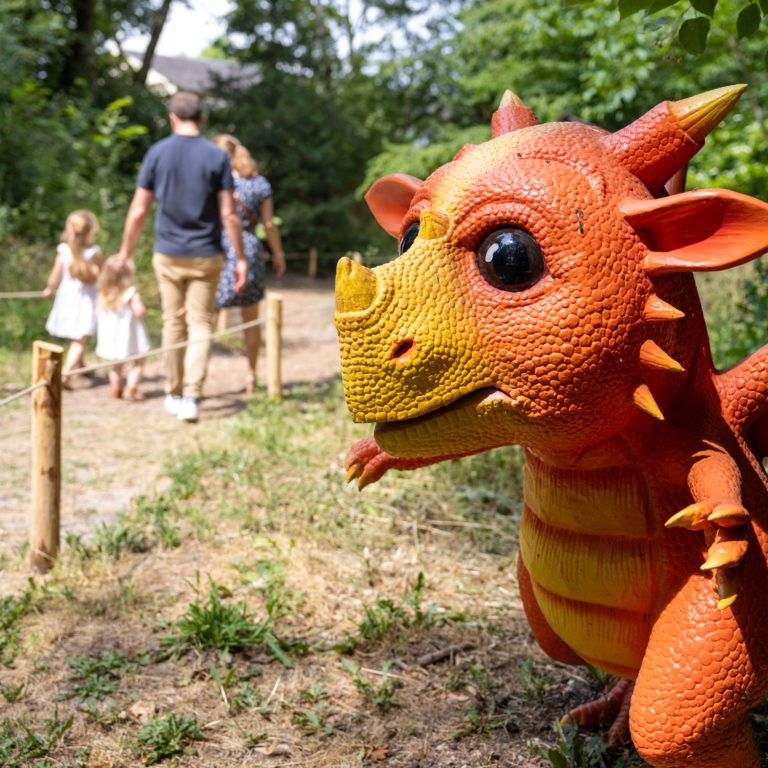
214, 134, 286, 394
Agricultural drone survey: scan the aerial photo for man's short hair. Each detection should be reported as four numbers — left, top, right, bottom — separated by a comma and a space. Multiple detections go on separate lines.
169, 92, 203, 121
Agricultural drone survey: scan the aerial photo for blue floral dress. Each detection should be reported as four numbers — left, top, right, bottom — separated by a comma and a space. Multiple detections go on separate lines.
216, 174, 272, 309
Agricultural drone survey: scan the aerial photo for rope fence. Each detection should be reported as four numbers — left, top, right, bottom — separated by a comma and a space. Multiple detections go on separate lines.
0, 315, 268, 408
3, 293, 285, 574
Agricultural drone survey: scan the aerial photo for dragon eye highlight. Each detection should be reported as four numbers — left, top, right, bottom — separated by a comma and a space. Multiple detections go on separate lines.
398, 222, 420, 255
476, 228, 545, 291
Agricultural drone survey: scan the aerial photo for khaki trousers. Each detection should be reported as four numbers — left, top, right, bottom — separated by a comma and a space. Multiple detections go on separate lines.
152, 253, 223, 399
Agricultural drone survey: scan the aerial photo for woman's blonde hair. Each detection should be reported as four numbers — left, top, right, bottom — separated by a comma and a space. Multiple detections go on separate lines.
98, 256, 135, 311
64, 210, 100, 283
213, 134, 259, 178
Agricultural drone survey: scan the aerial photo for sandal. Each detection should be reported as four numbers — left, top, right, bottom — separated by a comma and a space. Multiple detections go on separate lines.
122, 388, 145, 401
111, 387, 123, 399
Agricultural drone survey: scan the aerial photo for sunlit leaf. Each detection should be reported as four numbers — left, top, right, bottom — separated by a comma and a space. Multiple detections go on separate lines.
678, 16, 710, 52
648, 0, 682, 12
618, 0, 656, 19
691, 0, 717, 17
737, 3, 761, 37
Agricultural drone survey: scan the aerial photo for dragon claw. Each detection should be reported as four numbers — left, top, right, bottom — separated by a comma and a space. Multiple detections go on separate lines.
666, 501, 749, 530
665, 502, 712, 530
707, 503, 749, 526
700, 540, 748, 571
345, 462, 363, 483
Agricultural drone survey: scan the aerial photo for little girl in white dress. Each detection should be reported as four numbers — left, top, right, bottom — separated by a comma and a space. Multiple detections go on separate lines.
96, 257, 150, 400
43, 210, 103, 384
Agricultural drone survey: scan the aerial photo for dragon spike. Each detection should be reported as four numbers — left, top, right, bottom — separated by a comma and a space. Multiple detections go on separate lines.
632, 383, 664, 420
643, 295, 685, 322
639, 339, 684, 373
492, 90, 539, 137
700, 539, 748, 570
603, 85, 746, 195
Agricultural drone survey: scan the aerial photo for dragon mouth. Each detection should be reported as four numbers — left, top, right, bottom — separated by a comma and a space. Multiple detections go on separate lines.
373, 387, 517, 458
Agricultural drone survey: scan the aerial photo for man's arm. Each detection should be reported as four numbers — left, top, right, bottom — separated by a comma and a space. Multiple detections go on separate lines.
117, 188, 154, 269
218, 189, 247, 292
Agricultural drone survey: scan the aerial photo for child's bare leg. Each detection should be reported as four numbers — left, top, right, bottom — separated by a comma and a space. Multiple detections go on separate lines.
63, 337, 88, 376
241, 303, 260, 394
124, 359, 145, 400
109, 363, 124, 398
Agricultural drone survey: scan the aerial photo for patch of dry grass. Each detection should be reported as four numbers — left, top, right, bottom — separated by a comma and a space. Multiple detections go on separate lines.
0, 380, 644, 767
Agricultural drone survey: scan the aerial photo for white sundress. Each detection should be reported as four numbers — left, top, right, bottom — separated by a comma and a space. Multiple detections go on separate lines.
96, 286, 150, 361
45, 243, 101, 340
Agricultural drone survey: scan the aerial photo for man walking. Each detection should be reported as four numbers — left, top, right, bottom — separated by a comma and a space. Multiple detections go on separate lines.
117, 91, 246, 423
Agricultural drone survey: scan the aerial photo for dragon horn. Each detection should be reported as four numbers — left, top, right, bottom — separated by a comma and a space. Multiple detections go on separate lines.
603, 85, 746, 195
492, 90, 539, 137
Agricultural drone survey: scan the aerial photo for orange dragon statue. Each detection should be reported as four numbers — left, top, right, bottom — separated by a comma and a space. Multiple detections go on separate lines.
334, 85, 768, 767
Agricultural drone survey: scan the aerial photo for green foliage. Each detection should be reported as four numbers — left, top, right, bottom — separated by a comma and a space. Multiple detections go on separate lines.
355, 571, 442, 643
0, 710, 73, 768
160, 576, 295, 666
453, 699, 513, 740
135, 712, 205, 766
341, 659, 400, 710
0, 586, 35, 666
60, 651, 135, 703
537, 720, 645, 768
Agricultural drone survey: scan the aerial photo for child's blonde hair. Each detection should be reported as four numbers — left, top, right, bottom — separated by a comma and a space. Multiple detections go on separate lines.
98, 256, 135, 311
213, 134, 259, 178
64, 210, 100, 283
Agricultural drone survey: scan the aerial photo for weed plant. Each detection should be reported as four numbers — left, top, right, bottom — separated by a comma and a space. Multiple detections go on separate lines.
0, 586, 35, 666
60, 651, 135, 703
0, 710, 73, 767
135, 712, 205, 765
160, 576, 296, 667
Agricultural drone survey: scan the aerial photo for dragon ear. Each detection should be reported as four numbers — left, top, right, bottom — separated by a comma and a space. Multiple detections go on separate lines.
621, 189, 768, 276
364, 174, 423, 237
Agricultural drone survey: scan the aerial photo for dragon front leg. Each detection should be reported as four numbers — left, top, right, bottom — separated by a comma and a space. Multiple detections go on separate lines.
665, 446, 750, 609
630, 567, 766, 768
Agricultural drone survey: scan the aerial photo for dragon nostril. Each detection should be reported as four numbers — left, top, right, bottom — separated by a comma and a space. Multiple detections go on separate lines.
392, 339, 415, 361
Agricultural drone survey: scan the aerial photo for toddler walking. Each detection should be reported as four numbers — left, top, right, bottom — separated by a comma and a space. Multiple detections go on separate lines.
96, 257, 150, 400
43, 210, 103, 384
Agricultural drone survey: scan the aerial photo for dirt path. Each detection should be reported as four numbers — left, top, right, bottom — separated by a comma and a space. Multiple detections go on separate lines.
0, 276, 339, 578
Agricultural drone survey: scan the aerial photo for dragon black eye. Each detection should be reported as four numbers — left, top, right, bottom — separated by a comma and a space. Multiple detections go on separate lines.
399, 222, 420, 255
476, 228, 545, 291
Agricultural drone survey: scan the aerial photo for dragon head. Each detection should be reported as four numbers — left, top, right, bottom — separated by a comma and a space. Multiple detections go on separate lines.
335, 86, 768, 460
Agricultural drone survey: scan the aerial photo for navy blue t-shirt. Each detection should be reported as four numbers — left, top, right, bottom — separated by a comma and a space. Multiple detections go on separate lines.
136, 134, 234, 257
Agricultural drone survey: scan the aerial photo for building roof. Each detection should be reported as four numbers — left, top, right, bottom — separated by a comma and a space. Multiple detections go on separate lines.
125, 52, 260, 94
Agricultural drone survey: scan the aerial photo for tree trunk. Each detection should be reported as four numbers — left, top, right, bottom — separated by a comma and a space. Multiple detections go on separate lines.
60, 0, 96, 90
134, 0, 174, 85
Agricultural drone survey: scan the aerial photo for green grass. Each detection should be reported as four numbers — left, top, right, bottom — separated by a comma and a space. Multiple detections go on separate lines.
135, 712, 205, 766
160, 576, 298, 667
0, 586, 35, 666
0, 710, 73, 767
60, 651, 135, 703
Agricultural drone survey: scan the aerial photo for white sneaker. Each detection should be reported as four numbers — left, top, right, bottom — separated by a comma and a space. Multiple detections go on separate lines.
164, 394, 182, 416
176, 397, 199, 423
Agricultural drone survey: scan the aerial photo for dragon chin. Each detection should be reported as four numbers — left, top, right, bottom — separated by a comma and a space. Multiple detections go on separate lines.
373, 387, 518, 459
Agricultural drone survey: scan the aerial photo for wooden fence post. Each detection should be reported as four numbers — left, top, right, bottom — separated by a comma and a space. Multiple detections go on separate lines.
30, 340, 63, 573
308, 247, 318, 279
266, 293, 283, 400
